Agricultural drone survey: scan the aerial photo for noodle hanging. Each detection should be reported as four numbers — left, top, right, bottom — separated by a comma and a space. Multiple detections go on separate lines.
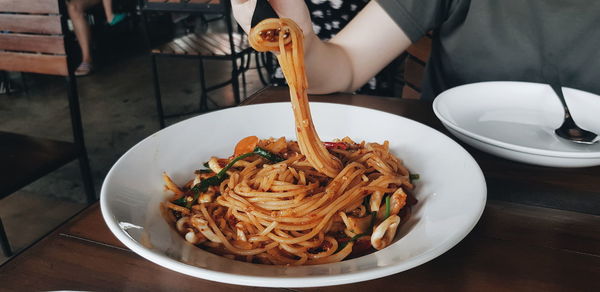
249, 18, 342, 178
161, 18, 418, 265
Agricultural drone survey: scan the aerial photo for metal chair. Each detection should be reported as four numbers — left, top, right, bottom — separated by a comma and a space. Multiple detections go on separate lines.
140, 0, 253, 128
0, 0, 96, 257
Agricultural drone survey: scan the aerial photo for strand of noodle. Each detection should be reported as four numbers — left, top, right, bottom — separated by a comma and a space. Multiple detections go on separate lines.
256, 219, 319, 231
251, 200, 315, 211
287, 167, 300, 180
162, 173, 185, 198
248, 196, 330, 223
280, 243, 309, 254
273, 228, 293, 238
313, 185, 366, 218
285, 191, 332, 216
235, 187, 311, 198
266, 187, 366, 244
367, 158, 394, 176
245, 211, 266, 232
362, 186, 398, 193
230, 209, 252, 225
199, 204, 279, 256
276, 193, 329, 217
248, 235, 270, 243
306, 242, 354, 265
298, 170, 307, 185
336, 166, 366, 194
296, 234, 325, 248
306, 236, 338, 259
239, 159, 262, 177
164, 202, 191, 215
343, 199, 364, 213
217, 194, 252, 213
266, 248, 298, 265
292, 253, 309, 266
269, 183, 312, 191
259, 221, 279, 236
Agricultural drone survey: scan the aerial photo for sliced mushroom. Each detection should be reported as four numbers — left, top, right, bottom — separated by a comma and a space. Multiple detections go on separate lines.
235, 222, 247, 242
369, 190, 384, 214
339, 212, 373, 235
176, 217, 193, 233
389, 188, 407, 216
184, 231, 206, 244
198, 188, 216, 203
371, 215, 400, 250
376, 188, 408, 221
176, 217, 206, 244
207, 157, 224, 173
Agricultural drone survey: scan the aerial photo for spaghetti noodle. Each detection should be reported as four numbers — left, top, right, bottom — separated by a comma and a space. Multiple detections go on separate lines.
249, 18, 342, 178
162, 18, 417, 265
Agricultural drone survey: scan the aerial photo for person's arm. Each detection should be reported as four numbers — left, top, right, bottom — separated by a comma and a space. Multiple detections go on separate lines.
233, 0, 412, 94
305, 1, 412, 93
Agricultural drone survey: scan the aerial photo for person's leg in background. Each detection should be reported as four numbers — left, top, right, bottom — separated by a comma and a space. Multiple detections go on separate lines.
102, 0, 126, 26
66, 0, 102, 76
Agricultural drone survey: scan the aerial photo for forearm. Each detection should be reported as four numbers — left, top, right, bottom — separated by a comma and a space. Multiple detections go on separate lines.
301, 1, 412, 94
304, 34, 355, 94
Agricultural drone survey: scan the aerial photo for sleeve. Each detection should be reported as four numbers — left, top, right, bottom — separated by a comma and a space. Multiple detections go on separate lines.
375, 0, 454, 42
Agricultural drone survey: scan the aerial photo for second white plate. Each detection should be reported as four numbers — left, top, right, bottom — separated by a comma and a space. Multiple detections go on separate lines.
433, 81, 600, 167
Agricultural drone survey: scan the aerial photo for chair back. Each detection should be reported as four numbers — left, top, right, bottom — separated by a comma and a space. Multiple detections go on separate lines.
0, 0, 71, 76
402, 33, 432, 99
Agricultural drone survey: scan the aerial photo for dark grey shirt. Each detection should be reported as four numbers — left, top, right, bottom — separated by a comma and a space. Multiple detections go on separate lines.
377, 0, 600, 100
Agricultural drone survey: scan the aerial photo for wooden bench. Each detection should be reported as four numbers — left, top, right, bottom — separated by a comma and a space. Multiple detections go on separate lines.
0, 0, 96, 257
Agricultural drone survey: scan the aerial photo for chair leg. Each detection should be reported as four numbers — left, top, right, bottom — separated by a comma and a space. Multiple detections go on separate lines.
65, 76, 96, 204
0, 217, 12, 257
198, 59, 209, 111
231, 58, 241, 105
241, 55, 248, 99
78, 152, 96, 204
255, 52, 269, 86
151, 55, 166, 129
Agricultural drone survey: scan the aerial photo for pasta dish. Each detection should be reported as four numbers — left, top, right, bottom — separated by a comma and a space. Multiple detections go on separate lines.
162, 18, 417, 265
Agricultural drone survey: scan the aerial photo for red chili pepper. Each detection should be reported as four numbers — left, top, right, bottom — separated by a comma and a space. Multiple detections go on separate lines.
323, 142, 348, 150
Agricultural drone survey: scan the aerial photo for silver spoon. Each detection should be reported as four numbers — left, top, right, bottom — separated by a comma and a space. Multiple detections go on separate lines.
542, 64, 599, 144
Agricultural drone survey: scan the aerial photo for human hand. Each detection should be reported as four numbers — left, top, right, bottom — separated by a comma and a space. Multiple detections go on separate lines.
231, 0, 314, 36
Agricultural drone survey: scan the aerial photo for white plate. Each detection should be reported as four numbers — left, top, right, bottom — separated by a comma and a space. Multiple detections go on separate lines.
433, 81, 600, 167
100, 102, 486, 287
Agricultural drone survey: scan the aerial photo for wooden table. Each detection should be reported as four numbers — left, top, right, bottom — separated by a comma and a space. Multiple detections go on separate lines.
1, 87, 599, 291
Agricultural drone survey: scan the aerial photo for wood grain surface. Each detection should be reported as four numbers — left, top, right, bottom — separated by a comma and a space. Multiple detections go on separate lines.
1, 87, 598, 291
0, 14, 62, 35
0, 0, 60, 14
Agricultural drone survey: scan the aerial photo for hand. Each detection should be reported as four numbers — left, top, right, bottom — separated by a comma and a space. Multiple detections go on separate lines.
231, 0, 314, 37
